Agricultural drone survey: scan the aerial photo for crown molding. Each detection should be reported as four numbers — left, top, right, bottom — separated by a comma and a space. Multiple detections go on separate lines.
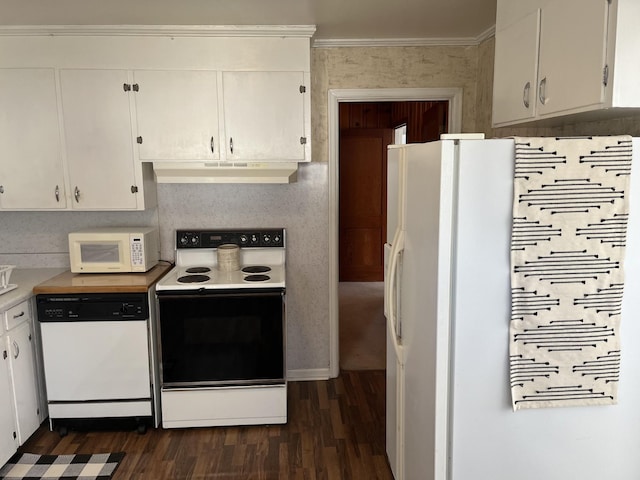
0, 24, 317, 37
312, 25, 495, 48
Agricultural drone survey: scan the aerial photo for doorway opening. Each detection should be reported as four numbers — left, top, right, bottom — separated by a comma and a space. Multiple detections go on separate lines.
337, 100, 449, 371
328, 88, 464, 377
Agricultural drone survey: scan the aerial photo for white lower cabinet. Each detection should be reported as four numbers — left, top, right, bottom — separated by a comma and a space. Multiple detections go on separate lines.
0, 331, 17, 467
0, 299, 43, 467
6, 321, 40, 445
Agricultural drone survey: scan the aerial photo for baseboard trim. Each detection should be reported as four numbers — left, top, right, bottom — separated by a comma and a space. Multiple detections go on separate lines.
287, 368, 333, 382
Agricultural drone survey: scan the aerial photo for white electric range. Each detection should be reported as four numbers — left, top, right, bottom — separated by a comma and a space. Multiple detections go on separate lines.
155, 228, 287, 428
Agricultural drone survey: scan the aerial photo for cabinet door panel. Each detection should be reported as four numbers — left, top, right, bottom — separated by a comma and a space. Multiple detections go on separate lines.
134, 70, 220, 161
0, 337, 17, 466
492, 10, 540, 125
60, 69, 137, 210
0, 68, 66, 209
6, 322, 39, 445
537, 0, 608, 116
223, 71, 305, 161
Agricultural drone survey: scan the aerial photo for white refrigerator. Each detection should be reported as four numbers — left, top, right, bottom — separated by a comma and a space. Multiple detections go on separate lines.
384, 138, 640, 480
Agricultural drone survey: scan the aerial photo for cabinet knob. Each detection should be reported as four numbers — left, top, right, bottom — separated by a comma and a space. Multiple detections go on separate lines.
123, 83, 131, 92
74, 186, 81, 203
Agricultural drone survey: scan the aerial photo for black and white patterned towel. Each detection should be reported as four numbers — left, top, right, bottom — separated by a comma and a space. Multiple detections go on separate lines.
0, 452, 125, 480
510, 136, 633, 410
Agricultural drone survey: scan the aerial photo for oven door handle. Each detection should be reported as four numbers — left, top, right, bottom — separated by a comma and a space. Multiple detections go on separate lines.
157, 289, 285, 300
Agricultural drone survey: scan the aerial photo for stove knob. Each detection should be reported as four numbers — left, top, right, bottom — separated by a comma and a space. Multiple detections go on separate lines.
250, 234, 259, 245
239, 234, 249, 245
191, 235, 199, 246
273, 234, 281, 245
262, 233, 271, 244
179, 235, 189, 246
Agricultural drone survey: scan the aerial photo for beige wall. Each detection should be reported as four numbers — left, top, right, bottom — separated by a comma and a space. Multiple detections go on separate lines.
476, 36, 640, 138
311, 45, 480, 162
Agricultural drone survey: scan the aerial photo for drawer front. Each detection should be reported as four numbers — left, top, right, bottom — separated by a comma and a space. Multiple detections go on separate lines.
4, 300, 30, 331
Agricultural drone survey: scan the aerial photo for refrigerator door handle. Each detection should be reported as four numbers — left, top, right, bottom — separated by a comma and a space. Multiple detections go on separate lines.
386, 229, 405, 366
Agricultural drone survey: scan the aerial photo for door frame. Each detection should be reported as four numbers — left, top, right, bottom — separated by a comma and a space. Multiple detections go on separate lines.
328, 87, 463, 377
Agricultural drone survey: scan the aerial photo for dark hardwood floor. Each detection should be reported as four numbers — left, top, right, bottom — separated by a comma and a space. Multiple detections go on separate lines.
19, 371, 394, 479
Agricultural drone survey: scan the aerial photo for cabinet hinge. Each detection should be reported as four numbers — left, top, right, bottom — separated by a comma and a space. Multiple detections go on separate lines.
0, 185, 4, 194
299, 85, 306, 93
131, 185, 139, 194
123, 83, 132, 92
2, 350, 6, 360
137, 136, 143, 144
133, 84, 139, 92
12, 431, 16, 440
300, 137, 307, 145
603, 65, 609, 87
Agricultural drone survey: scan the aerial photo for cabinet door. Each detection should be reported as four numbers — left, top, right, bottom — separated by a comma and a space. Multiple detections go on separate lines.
223, 71, 306, 162
6, 322, 40, 445
134, 70, 220, 161
537, 0, 609, 116
0, 336, 17, 467
0, 68, 67, 209
60, 69, 138, 210
492, 10, 540, 125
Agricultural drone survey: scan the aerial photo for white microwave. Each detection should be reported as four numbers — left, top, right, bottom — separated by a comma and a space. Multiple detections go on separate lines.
68, 227, 160, 273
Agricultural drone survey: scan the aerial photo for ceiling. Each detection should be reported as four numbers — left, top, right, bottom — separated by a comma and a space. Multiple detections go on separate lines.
0, 0, 498, 45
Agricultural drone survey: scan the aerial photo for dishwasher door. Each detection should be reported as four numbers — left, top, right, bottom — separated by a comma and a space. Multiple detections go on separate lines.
40, 319, 151, 402
36, 293, 153, 425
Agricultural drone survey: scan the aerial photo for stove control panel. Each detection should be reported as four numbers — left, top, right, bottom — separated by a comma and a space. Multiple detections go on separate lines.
177, 229, 285, 249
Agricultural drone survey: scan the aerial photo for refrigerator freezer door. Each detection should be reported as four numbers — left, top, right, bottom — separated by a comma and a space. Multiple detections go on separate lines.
400, 140, 456, 480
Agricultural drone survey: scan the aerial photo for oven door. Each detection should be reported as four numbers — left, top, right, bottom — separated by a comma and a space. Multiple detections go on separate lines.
156, 288, 285, 388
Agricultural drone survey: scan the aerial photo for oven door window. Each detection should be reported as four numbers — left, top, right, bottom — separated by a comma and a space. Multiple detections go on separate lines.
157, 290, 285, 387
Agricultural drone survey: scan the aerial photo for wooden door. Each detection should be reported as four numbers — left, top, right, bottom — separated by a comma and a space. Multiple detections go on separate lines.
339, 129, 393, 281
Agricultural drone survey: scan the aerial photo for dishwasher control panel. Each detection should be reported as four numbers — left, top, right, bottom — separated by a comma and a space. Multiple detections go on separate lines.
36, 293, 149, 321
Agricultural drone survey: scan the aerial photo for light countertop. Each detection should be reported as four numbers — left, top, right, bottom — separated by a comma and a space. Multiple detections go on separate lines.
0, 268, 67, 312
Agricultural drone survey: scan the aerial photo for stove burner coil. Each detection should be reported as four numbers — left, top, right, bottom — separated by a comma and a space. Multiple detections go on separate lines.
185, 267, 211, 274
177, 274, 210, 283
243, 274, 271, 282
241, 265, 272, 274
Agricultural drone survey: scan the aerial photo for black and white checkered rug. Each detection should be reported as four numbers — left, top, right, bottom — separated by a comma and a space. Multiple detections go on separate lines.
0, 452, 124, 480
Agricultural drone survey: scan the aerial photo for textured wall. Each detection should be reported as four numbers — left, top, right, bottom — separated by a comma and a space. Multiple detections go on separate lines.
311, 45, 481, 163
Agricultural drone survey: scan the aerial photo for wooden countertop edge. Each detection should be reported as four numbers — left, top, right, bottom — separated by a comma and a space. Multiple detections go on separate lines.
32, 263, 173, 294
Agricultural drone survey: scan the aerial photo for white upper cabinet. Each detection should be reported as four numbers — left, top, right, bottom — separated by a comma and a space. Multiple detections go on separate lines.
493, 0, 640, 127
0, 68, 67, 209
492, 10, 540, 125
0, 27, 314, 191
222, 71, 308, 162
536, 0, 609, 117
60, 69, 142, 210
134, 70, 221, 161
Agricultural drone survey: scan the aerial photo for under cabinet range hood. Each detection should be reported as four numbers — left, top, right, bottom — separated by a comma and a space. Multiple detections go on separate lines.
152, 162, 298, 184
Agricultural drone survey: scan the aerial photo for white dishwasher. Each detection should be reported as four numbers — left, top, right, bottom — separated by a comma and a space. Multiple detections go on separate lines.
36, 293, 154, 436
